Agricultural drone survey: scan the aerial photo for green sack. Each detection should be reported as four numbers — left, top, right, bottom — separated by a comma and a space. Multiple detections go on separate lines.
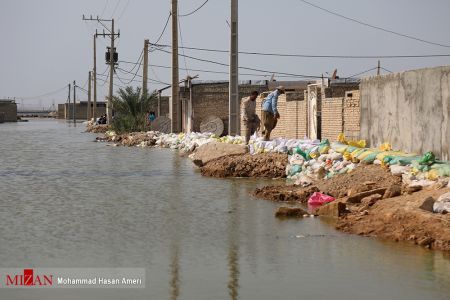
418, 151, 436, 165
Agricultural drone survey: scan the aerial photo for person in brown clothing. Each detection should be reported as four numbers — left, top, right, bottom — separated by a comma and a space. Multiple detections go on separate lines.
261, 86, 284, 141
241, 91, 260, 144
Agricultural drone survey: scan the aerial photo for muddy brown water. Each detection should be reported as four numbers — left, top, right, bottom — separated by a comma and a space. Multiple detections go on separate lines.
0, 119, 449, 300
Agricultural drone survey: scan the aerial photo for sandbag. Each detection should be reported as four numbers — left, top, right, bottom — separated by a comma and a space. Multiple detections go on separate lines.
433, 192, 450, 213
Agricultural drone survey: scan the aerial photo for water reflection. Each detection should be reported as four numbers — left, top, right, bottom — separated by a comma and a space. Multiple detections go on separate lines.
227, 182, 240, 300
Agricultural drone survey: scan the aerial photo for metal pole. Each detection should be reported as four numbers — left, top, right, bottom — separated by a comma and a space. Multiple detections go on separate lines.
88, 71, 92, 120
171, 0, 180, 133
107, 19, 115, 124
93, 34, 97, 119
229, 0, 239, 135
157, 91, 161, 117
67, 83, 71, 120
377, 60, 381, 76
73, 80, 76, 124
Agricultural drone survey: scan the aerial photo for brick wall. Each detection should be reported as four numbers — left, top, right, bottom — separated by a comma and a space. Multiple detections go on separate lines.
186, 82, 268, 134
321, 90, 361, 141
321, 97, 344, 141
240, 91, 307, 139
343, 90, 360, 140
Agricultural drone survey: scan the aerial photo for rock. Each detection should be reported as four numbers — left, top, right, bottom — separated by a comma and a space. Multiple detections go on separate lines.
361, 194, 382, 206
347, 188, 387, 204
191, 142, 248, 167
275, 207, 309, 218
363, 181, 376, 186
419, 197, 435, 212
316, 201, 347, 218
417, 236, 434, 247
383, 185, 402, 199
405, 185, 422, 194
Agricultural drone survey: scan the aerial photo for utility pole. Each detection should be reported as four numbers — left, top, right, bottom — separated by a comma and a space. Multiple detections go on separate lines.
108, 19, 115, 124
143, 39, 149, 98
73, 80, 76, 124
67, 83, 71, 120
83, 15, 120, 124
93, 34, 97, 119
171, 0, 180, 133
229, 0, 239, 136
377, 60, 381, 76
88, 71, 92, 120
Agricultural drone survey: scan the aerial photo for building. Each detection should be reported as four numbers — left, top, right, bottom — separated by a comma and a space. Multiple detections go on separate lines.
0, 99, 17, 122
58, 101, 107, 120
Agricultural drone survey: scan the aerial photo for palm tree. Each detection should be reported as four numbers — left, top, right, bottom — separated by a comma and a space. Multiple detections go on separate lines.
111, 86, 158, 133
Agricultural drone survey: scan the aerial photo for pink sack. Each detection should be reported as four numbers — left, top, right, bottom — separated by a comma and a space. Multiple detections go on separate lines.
307, 192, 335, 206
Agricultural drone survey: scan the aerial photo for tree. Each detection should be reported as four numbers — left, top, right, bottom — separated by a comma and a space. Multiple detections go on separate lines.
111, 86, 157, 133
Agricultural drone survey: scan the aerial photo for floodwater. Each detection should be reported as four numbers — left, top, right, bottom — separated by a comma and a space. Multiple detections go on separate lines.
0, 119, 449, 300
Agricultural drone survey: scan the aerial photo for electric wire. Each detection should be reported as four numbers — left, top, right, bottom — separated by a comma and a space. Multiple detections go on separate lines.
178, 15, 190, 76
155, 48, 324, 78
347, 67, 378, 78
179, 0, 209, 17
110, 0, 121, 18
153, 12, 172, 45
151, 43, 450, 59
19, 86, 68, 100
298, 0, 450, 48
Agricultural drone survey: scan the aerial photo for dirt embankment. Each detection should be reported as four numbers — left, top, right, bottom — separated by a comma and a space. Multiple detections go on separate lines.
336, 189, 450, 251
86, 124, 110, 133
200, 153, 288, 178
254, 164, 450, 251
254, 165, 401, 202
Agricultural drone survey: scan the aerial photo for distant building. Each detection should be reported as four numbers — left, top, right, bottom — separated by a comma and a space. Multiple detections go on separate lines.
58, 101, 107, 120
0, 99, 17, 122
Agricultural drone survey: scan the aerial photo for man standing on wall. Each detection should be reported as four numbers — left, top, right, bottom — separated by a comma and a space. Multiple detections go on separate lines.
261, 86, 285, 141
241, 91, 260, 144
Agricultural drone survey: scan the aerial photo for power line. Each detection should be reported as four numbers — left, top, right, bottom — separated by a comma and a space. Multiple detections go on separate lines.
179, 0, 209, 17
117, 0, 131, 20
110, 0, 121, 18
381, 67, 394, 73
18, 86, 68, 100
119, 60, 299, 78
113, 67, 170, 85
155, 48, 324, 78
151, 43, 450, 59
347, 67, 378, 78
178, 16, 189, 76
298, 0, 450, 48
153, 12, 171, 45
100, 0, 109, 17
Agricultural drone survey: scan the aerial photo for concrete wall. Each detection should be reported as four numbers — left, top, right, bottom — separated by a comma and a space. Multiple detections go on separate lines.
360, 65, 450, 160
58, 102, 106, 120
0, 101, 17, 122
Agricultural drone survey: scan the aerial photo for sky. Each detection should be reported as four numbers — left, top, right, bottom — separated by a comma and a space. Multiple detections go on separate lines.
1, 0, 450, 109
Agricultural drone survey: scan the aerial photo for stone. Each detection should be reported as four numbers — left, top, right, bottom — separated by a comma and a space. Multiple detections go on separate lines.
347, 188, 387, 204
361, 194, 382, 206
417, 236, 434, 247
316, 201, 347, 218
405, 185, 422, 194
419, 197, 435, 212
383, 185, 402, 199
275, 207, 308, 218
191, 142, 248, 167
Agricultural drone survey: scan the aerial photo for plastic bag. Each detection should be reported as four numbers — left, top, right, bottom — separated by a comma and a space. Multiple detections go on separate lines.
418, 151, 436, 166
379, 142, 392, 151
433, 192, 450, 213
318, 139, 331, 154
307, 192, 335, 205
